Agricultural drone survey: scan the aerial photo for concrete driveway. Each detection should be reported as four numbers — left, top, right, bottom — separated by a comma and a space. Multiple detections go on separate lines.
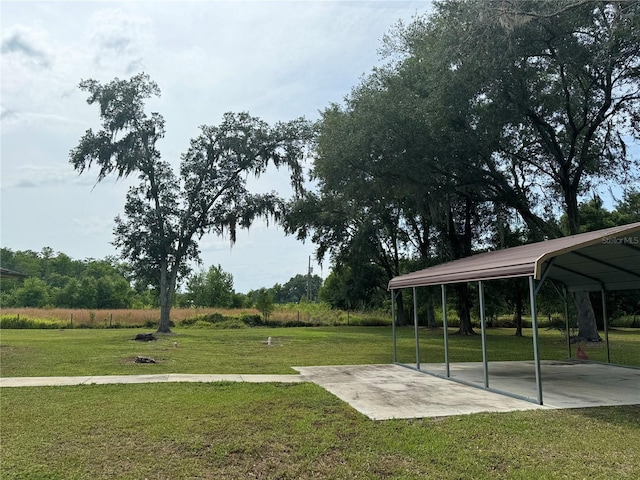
418, 360, 640, 409
294, 361, 639, 420
2, 361, 637, 420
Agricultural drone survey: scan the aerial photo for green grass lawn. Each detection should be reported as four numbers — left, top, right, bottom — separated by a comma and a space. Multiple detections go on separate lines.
1, 383, 639, 479
1, 326, 638, 377
1, 326, 639, 479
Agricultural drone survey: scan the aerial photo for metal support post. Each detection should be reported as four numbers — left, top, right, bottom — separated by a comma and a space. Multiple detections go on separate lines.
563, 285, 571, 359
441, 284, 450, 377
391, 290, 397, 363
413, 287, 420, 369
529, 276, 543, 405
478, 281, 489, 388
602, 289, 610, 363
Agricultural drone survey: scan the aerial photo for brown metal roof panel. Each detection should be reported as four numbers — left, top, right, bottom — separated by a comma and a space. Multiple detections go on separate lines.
388, 260, 535, 289
388, 222, 640, 290
533, 223, 640, 277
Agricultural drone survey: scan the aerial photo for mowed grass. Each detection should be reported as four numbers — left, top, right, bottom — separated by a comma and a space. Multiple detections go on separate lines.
1, 327, 639, 479
0, 327, 394, 376
1, 383, 639, 479
1, 326, 639, 377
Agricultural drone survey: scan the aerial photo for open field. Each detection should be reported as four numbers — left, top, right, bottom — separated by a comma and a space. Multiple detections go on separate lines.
1, 326, 638, 377
1, 327, 639, 479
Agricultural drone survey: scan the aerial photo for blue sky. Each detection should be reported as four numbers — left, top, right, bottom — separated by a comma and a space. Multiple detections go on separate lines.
1, 0, 432, 292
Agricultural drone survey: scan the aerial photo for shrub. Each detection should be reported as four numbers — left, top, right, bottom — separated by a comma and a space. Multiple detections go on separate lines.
143, 319, 175, 328
240, 314, 263, 327
188, 319, 246, 329
611, 315, 640, 328
193, 320, 214, 328
202, 313, 226, 323
212, 319, 246, 329
180, 317, 197, 326
183, 313, 227, 326
0, 315, 63, 329
348, 317, 390, 327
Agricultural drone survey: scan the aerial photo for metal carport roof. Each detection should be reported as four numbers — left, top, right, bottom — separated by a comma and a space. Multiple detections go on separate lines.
388, 222, 640, 292
0, 268, 28, 279
386, 222, 640, 406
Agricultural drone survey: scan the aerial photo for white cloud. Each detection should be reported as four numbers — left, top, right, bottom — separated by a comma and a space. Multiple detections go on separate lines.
72, 215, 115, 238
1, 164, 102, 190
0, 0, 432, 292
88, 7, 154, 75
1, 25, 53, 68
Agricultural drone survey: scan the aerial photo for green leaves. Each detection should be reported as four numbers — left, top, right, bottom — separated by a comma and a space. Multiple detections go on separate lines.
71, 74, 313, 331
70, 73, 164, 182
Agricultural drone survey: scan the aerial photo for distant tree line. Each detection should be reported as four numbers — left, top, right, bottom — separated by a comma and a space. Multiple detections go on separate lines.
0, 247, 326, 310
1, 247, 135, 309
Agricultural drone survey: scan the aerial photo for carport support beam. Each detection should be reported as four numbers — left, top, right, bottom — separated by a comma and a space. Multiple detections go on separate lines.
441, 285, 450, 377
563, 285, 571, 359
391, 290, 397, 363
478, 281, 489, 388
413, 287, 420, 369
602, 289, 610, 363
528, 276, 543, 405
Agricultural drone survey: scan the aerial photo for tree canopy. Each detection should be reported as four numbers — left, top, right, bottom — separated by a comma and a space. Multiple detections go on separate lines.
71, 73, 313, 332
287, 0, 640, 334
0, 247, 134, 309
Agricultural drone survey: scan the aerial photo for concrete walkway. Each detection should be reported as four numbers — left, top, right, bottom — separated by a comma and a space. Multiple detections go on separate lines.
2, 362, 637, 420
0, 373, 305, 387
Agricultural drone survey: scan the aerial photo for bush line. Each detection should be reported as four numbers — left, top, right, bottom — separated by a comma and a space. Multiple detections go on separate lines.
0, 312, 391, 329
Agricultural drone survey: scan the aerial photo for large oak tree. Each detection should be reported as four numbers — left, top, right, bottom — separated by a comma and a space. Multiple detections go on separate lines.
70, 73, 312, 332
373, 0, 640, 340
425, 0, 640, 340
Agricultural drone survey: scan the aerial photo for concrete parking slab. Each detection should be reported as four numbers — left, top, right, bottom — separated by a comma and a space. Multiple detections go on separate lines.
294, 364, 547, 420
2, 362, 636, 421
418, 360, 640, 409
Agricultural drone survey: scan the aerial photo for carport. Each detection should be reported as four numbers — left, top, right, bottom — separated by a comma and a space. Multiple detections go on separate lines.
0, 268, 27, 279
388, 222, 640, 406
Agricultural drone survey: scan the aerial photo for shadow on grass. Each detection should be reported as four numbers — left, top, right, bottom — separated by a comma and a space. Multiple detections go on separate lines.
570, 404, 640, 428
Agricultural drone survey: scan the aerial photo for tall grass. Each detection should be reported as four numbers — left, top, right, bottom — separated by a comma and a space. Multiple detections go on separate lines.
0, 306, 391, 329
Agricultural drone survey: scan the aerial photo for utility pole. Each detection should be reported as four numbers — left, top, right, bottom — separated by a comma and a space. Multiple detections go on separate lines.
307, 255, 313, 302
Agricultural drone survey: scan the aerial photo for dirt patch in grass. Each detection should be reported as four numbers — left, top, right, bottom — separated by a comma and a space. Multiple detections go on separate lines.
121, 356, 165, 365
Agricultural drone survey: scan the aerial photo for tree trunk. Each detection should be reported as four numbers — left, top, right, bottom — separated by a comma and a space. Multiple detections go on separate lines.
513, 293, 523, 337
426, 298, 436, 328
456, 283, 475, 335
512, 279, 526, 337
157, 262, 173, 333
564, 198, 600, 342
158, 296, 172, 333
573, 291, 601, 342
395, 291, 406, 326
